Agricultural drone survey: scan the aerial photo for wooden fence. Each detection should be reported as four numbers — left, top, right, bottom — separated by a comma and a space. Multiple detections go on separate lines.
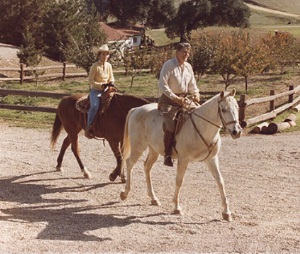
0, 63, 87, 84
1, 87, 300, 128
0, 89, 70, 113
239, 85, 300, 128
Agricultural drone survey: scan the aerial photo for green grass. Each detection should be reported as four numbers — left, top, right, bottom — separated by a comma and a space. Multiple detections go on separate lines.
145, 29, 179, 46
0, 72, 159, 128
249, 11, 298, 27
1, 67, 300, 132
0, 110, 55, 128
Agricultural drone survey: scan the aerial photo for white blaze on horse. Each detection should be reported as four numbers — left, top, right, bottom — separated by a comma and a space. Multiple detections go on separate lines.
120, 89, 242, 221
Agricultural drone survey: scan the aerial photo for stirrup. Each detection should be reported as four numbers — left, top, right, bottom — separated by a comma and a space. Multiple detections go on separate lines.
85, 129, 94, 139
164, 156, 173, 167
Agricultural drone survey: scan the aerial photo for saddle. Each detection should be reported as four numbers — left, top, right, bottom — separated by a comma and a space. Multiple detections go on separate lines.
76, 83, 118, 114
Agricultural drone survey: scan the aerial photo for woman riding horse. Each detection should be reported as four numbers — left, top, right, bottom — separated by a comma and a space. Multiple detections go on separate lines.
86, 44, 114, 139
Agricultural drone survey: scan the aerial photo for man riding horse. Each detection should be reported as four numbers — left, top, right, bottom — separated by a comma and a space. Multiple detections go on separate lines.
158, 42, 200, 167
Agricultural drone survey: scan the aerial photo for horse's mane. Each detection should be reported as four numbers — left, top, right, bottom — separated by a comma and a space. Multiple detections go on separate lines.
200, 92, 221, 107
200, 90, 232, 107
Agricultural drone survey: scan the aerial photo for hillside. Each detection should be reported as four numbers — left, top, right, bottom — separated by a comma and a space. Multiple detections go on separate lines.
245, 0, 300, 15
174, 0, 300, 27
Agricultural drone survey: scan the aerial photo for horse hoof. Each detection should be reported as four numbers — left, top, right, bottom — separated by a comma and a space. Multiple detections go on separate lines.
120, 192, 127, 201
56, 166, 62, 172
151, 200, 161, 206
222, 212, 233, 222
109, 173, 117, 182
173, 209, 183, 215
84, 172, 92, 179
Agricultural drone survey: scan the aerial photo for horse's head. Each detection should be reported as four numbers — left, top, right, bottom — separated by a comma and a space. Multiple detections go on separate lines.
218, 89, 242, 139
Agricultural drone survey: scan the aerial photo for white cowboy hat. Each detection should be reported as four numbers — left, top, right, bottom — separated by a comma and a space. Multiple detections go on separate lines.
98, 44, 111, 53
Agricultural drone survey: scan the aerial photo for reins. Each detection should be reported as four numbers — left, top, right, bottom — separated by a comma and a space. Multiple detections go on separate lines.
183, 97, 238, 161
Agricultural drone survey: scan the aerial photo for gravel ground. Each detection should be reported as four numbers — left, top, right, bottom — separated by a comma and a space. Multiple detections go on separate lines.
0, 123, 299, 253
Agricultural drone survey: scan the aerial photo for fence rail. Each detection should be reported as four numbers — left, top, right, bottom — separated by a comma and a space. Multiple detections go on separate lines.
0, 63, 87, 84
1, 87, 300, 128
239, 85, 300, 127
0, 89, 71, 113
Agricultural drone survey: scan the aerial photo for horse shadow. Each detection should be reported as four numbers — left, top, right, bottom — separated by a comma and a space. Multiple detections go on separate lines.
1, 205, 171, 241
0, 172, 175, 242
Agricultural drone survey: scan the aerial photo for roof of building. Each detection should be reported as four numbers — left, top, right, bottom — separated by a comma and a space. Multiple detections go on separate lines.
99, 22, 143, 42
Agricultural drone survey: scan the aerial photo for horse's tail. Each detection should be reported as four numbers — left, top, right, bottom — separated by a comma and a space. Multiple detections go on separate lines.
121, 108, 134, 168
50, 112, 63, 149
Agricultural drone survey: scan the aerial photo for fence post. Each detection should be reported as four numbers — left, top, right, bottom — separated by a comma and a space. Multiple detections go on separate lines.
239, 94, 246, 124
270, 90, 275, 111
63, 62, 66, 81
289, 85, 294, 103
20, 63, 24, 85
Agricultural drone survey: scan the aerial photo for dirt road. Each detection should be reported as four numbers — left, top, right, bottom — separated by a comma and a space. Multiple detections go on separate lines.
0, 124, 299, 253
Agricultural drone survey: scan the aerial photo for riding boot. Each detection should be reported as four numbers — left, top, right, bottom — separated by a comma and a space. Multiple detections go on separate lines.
163, 131, 174, 167
85, 124, 94, 139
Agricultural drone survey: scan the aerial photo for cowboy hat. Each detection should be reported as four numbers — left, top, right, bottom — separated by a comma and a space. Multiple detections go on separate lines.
98, 44, 111, 53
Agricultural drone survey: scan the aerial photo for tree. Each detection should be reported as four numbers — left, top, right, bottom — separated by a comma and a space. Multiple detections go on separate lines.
261, 31, 298, 74
165, 0, 250, 42
165, 0, 211, 42
210, 31, 238, 90
191, 29, 274, 92
17, 26, 43, 67
149, 45, 174, 79
207, 0, 251, 28
42, 1, 74, 61
0, 0, 47, 46
109, 0, 150, 27
92, 0, 110, 20
190, 30, 221, 80
230, 31, 270, 92
123, 48, 152, 88
62, 2, 107, 73
108, 0, 175, 29
145, 0, 176, 29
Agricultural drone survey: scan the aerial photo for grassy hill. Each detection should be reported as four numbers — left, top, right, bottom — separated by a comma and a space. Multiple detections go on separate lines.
161, 0, 300, 41
175, 0, 300, 15
245, 0, 300, 15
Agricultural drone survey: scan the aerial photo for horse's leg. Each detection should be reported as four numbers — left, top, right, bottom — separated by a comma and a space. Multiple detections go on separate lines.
144, 147, 160, 206
56, 137, 71, 171
69, 134, 92, 179
205, 156, 232, 222
173, 159, 189, 215
107, 141, 125, 183
120, 147, 145, 201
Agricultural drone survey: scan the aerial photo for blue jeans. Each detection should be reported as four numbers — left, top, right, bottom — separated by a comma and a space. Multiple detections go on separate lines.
87, 88, 102, 128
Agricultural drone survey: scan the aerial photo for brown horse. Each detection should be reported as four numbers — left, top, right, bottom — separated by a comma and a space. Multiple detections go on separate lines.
50, 92, 149, 182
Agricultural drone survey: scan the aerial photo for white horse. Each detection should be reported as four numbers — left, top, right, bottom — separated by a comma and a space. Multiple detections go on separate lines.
120, 89, 242, 221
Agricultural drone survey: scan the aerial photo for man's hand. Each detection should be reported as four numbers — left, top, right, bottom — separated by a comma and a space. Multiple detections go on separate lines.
192, 92, 200, 103
174, 96, 184, 106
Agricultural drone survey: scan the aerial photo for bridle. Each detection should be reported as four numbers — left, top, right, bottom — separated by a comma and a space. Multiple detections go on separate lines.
217, 100, 240, 131
186, 97, 239, 161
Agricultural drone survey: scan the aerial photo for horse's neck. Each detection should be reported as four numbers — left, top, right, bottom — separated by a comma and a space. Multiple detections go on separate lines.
113, 94, 148, 113
195, 95, 221, 126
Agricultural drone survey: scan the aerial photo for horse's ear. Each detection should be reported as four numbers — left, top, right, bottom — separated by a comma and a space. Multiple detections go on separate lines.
230, 88, 236, 97
220, 91, 225, 98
